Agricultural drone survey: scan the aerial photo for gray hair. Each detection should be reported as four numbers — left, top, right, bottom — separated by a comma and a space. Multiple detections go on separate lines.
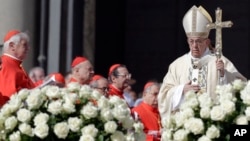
144, 82, 160, 94
3, 32, 29, 52
89, 80, 98, 88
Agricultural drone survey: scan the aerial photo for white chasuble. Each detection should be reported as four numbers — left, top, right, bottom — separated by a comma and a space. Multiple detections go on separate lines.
158, 50, 247, 120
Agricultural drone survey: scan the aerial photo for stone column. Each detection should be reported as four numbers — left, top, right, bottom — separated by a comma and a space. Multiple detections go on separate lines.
47, 0, 62, 74
0, 0, 36, 71
83, 0, 96, 65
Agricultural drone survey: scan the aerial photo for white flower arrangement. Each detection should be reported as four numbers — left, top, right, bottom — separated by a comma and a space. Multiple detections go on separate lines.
0, 82, 145, 141
161, 79, 249, 141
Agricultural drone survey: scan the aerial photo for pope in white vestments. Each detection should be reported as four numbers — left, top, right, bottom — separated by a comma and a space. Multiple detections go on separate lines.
158, 5, 247, 122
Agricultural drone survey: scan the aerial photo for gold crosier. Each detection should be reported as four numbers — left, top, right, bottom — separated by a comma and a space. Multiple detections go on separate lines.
206, 7, 233, 85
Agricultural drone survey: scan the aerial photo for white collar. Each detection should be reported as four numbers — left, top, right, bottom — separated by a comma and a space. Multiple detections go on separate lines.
3, 53, 22, 61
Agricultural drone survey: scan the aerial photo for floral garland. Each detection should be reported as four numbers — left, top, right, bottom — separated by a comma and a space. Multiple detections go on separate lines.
161, 79, 250, 141
0, 82, 146, 141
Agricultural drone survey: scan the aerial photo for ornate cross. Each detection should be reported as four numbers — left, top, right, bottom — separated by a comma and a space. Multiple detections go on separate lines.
206, 7, 233, 85
206, 7, 233, 59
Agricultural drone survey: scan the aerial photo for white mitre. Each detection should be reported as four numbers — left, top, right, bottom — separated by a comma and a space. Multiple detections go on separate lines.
183, 5, 213, 38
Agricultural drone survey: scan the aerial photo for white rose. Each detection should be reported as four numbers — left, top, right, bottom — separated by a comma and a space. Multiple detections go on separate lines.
104, 121, 118, 133
62, 101, 76, 113
210, 106, 226, 121
34, 124, 49, 139
40, 85, 50, 93
184, 117, 204, 135
67, 82, 81, 92
59, 87, 68, 96
0, 104, 13, 117
182, 108, 194, 119
97, 96, 110, 109
109, 96, 126, 106
68, 117, 82, 132
240, 90, 250, 105
26, 91, 43, 110
180, 97, 199, 110
218, 92, 234, 103
100, 108, 114, 121
79, 85, 92, 98
91, 90, 102, 100
173, 129, 188, 141
200, 107, 210, 119
161, 129, 173, 140
133, 122, 144, 133
184, 91, 197, 100
112, 104, 130, 121
197, 135, 211, 141
47, 100, 63, 115
235, 115, 248, 125
63, 93, 78, 104
33, 113, 49, 126
79, 134, 95, 141
121, 116, 134, 129
17, 108, 32, 123
232, 79, 246, 91
198, 93, 213, 108
17, 88, 30, 100
215, 84, 233, 95
111, 131, 125, 141
81, 124, 98, 137
9, 131, 21, 141
54, 122, 69, 139
81, 103, 98, 119
7, 95, 22, 113
188, 97, 199, 108
5, 116, 18, 131
245, 107, 250, 120
174, 112, 188, 128
45, 86, 61, 99
206, 125, 220, 139
18, 123, 33, 136
125, 132, 136, 141
220, 100, 235, 114
161, 116, 175, 128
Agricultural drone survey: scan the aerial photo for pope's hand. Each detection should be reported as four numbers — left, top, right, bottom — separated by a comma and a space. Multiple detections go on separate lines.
216, 59, 225, 77
183, 81, 200, 94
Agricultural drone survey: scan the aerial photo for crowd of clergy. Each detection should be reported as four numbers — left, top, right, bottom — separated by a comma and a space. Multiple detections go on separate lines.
0, 29, 161, 141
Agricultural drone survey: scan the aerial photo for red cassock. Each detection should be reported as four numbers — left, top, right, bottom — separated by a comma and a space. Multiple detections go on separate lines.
0, 55, 35, 106
107, 84, 124, 99
132, 102, 161, 141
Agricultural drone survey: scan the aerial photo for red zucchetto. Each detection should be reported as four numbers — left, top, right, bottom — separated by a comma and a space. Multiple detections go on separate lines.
4, 29, 21, 42
92, 74, 103, 81
71, 56, 87, 68
144, 82, 155, 90
108, 64, 121, 76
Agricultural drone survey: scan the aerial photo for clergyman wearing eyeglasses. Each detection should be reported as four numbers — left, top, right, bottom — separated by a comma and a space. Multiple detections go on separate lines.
107, 64, 132, 100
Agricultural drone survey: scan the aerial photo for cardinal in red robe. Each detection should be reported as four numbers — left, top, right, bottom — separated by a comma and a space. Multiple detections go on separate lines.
132, 82, 162, 141
107, 64, 132, 99
0, 30, 35, 106
68, 56, 94, 85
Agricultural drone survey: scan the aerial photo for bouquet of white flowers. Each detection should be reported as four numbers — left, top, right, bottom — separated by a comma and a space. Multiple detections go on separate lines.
0, 82, 146, 141
161, 79, 250, 141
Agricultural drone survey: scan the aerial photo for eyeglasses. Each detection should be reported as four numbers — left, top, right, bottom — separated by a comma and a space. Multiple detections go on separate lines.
187, 38, 206, 45
117, 73, 132, 79
95, 87, 109, 92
